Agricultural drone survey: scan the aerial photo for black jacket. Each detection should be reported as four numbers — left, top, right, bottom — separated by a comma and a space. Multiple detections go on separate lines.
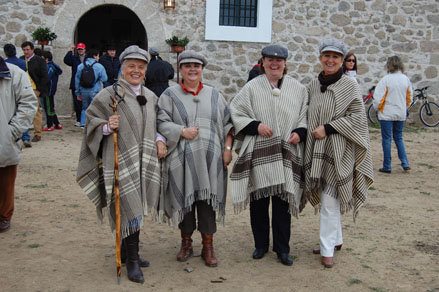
99, 54, 121, 85
20, 55, 49, 97
145, 56, 174, 97
63, 51, 83, 90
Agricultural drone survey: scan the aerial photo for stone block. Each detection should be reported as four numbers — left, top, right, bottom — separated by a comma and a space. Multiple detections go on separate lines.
357, 63, 369, 75
298, 64, 310, 73
371, 0, 387, 11
205, 64, 222, 71
306, 37, 319, 44
354, 1, 365, 11
236, 79, 246, 88
392, 34, 408, 42
6, 21, 21, 33
224, 86, 237, 94
221, 76, 230, 86
0, 25, 4, 35
203, 72, 216, 80
427, 15, 439, 25
218, 44, 229, 49
11, 12, 27, 21
25, 25, 35, 34
425, 66, 438, 79
206, 43, 216, 52
386, 25, 396, 33
343, 26, 355, 35
367, 46, 380, 54
15, 34, 27, 47
421, 41, 439, 53
329, 14, 350, 26
294, 54, 303, 61
392, 42, 417, 52
410, 74, 422, 83
43, 5, 56, 16
375, 30, 386, 40
338, 1, 350, 12
287, 42, 299, 51
272, 21, 286, 33
430, 54, 439, 65
32, 17, 41, 25
393, 15, 406, 26
293, 36, 303, 43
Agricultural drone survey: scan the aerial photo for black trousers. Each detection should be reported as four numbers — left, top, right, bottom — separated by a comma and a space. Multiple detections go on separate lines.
44, 95, 60, 127
71, 89, 82, 122
250, 196, 291, 254
179, 200, 216, 235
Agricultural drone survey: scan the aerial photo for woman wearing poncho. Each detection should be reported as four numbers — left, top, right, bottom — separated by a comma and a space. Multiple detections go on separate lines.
230, 45, 308, 266
76, 45, 166, 283
157, 50, 233, 267
304, 39, 374, 268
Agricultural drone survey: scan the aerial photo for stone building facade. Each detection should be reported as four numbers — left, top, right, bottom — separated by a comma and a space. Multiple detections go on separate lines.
1, 0, 438, 117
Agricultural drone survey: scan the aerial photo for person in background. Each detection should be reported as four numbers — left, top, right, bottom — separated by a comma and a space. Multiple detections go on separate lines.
42, 51, 63, 131
247, 58, 262, 82
230, 45, 308, 267
64, 43, 86, 127
77, 45, 164, 284
75, 49, 107, 128
0, 57, 37, 232
145, 47, 174, 97
99, 44, 121, 87
373, 55, 412, 173
157, 50, 233, 267
343, 52, 358, 83
4, 43, 32, 148
304, 39, 373, 268
20, 41, 49, 143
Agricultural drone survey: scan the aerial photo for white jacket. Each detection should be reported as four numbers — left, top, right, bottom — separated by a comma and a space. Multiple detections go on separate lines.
373, 71, 413, 121
0, 63, 37, 167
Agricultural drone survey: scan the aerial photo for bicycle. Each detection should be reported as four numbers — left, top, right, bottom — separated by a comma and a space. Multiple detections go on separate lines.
362, 87, 379, 124
367, 86, 439, 127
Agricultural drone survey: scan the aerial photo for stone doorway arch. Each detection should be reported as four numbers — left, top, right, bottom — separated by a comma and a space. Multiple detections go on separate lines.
74, 4, 147, 54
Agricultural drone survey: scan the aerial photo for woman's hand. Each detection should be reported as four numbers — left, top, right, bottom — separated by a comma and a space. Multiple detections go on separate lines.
312, 125, 326, 140
288, 132, 300, 145
108, 115, 120, 131
181, 127, 198, 140
156, 141, 167, 159
223, 148, 232, 170
258, 123, 273, 138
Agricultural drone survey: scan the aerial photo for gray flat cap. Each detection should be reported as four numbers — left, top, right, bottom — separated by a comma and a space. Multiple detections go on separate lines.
261, 45, 288, 59
178, 50, 208, 66
319, 39, 346, 56
149, 47, 159, 56
119, 45, 149, 63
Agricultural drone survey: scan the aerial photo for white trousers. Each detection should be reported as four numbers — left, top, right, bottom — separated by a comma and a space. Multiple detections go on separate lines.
319, 185, 343, 257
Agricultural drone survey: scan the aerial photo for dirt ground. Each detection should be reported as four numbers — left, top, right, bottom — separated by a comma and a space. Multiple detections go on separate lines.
1, 117, 438, 292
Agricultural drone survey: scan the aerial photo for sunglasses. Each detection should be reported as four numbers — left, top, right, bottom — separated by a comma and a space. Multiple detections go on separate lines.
345, 59, 355, 62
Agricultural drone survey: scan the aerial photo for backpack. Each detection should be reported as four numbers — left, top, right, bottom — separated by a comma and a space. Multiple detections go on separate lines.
79, 61, 97, 88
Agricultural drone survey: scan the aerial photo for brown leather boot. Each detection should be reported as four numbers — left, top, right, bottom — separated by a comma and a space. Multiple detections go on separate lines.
201, 233, 217, 267
176, 232, 193, 262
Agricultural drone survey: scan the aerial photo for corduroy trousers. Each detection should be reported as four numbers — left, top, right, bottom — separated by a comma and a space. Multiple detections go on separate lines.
0, 165, 18, 221
33, 90, 42, 138
319, 185, 343, 257
179, 200, 216, 235
250, 195, 291, 254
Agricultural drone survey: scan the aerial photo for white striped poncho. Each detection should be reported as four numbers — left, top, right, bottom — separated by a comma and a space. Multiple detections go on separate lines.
229, 74, 308, 217
157, 84, 233, 225
76, 80, 161, 239
304, 75, 374, 220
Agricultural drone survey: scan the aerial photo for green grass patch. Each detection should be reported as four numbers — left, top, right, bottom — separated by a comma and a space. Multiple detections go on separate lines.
420, 191, 431, 196
361, 264, 372, 270
369, 287, 387, 292
24, 183, 48, 188
28, 243, 41, 248
348, 279, 362, 286
418, 163, 435, 169
68, 204, 80, 208
369, 186, 376, 191
404, 125, 427, 133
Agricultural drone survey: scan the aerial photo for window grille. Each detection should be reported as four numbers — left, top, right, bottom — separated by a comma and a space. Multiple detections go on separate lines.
219, 0, 257, 27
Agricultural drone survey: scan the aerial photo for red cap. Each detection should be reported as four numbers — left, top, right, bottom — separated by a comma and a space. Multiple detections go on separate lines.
76, 43, 86, 49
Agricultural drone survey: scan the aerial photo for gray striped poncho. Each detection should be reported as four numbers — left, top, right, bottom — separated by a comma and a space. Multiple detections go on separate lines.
229, 74, 308, 217
157, 84, 233, 224
76, 79, 161, 239
304, 75, 374, 219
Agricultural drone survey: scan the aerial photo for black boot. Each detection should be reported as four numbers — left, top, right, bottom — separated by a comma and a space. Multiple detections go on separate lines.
121, 239, 150, 267
125, 231, 144, 284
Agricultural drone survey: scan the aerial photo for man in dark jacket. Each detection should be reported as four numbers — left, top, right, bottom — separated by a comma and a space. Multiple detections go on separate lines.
145, 47, 174, 97
64, 43, 86, 127
43, 51, 62, 131
99, 44, 121, 87
20, 41, 49, 142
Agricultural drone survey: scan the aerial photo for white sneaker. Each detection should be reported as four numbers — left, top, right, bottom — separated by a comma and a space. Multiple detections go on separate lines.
75, 122, 81, 127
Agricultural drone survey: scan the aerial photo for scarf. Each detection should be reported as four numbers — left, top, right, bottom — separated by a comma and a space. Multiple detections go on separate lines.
0, 57, 11, 79
318, 68, 343, 93
230, 74, 308, 217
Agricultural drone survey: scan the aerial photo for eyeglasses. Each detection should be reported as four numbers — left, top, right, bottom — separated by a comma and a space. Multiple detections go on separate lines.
345, 59, 355, 62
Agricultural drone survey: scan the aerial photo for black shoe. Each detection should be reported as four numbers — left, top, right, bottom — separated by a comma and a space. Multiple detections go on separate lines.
252, 248, 268, 259
378, 168, 391, 173
125, 232, 144, 284
0, 219, 10, 233
121, 239, 150, 267
31, 136, 41, 142
403, 166, 411, 171
277, 253, 293, 266
23, 140, 32, 148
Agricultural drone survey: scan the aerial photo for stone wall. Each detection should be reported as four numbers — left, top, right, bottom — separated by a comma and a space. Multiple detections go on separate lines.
1, 0, 438, 118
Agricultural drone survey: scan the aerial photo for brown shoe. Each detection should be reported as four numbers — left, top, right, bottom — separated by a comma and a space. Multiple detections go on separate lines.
0, 219, 10, 233
201, 233, 217, 267
177, 232, 193, 262
312, 244, 343, 255
321, 256, 334, 268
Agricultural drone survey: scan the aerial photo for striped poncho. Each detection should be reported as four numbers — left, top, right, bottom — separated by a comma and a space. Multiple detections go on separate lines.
304, 75, 374, 219
229, 74, 308, 217
76, 80, 161, 238
157, 84, 233, 224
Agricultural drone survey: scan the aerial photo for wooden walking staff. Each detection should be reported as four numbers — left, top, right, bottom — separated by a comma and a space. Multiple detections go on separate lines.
109, 95, 122, 284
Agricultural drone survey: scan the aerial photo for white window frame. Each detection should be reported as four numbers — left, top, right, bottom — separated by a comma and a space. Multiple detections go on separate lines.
205, 0, 272, 43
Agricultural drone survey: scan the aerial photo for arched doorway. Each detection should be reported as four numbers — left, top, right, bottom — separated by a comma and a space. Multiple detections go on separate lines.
74, 4, 147, 55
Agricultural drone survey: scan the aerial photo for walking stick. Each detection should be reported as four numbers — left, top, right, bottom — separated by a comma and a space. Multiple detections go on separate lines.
109, 95, 121, 284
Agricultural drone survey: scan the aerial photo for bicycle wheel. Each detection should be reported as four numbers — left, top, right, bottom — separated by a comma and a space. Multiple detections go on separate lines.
367, 104, 379, 125
419, 101, 439, 127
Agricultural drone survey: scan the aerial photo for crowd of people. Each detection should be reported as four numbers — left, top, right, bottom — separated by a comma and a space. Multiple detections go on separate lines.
1, 37, 416, 284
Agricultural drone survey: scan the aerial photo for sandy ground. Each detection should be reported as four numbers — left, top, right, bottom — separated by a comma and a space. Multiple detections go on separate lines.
1, 117, 438, 292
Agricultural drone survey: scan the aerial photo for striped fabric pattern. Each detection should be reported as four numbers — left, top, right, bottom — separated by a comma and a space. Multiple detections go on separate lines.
157, 84, 233, 225
77, 80, 161, 239
304, 75, 374, 220
229, 74, 308, 217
